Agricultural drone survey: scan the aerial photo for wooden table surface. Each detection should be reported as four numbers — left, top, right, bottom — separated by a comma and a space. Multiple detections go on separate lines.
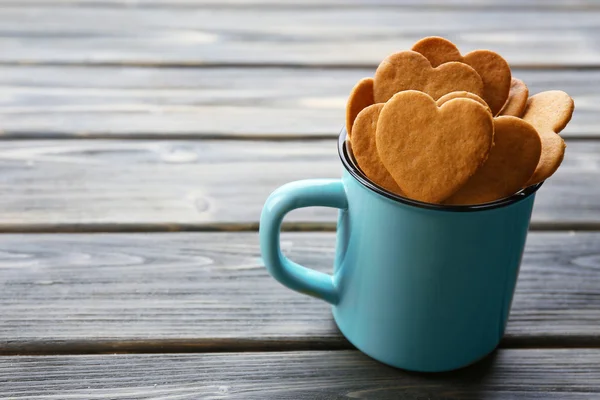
1, 1, 599, 398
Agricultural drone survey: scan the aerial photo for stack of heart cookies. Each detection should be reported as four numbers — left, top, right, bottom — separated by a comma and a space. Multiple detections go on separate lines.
345, 36, 574, 205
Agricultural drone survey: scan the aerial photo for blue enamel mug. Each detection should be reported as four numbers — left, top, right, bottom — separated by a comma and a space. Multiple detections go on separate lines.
260, 129, 541, 372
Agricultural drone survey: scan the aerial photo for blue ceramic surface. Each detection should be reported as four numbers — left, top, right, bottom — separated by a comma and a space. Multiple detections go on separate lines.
260, 129, 541, 372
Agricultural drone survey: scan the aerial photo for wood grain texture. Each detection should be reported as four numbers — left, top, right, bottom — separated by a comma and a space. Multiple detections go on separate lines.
0, 67, 594, 138
0, 232, 599, 353
2, 350, 600, 399
0, 139, 596, 229
0, 7, 598, 67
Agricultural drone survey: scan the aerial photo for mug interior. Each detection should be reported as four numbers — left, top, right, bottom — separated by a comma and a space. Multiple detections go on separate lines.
338, 127, 543, 212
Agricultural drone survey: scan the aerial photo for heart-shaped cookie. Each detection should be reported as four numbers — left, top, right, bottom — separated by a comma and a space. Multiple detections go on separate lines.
412, 36, 511, 115
346, 77, 374, 138
445, 116, 542, 205
437, 93, 541, 204
350, 103, 403, 195
498, 78, 529, 117
376, 90, 494, 203
373, 51, 484, 104
437, 91, 491, 114
522, 90, 574, 186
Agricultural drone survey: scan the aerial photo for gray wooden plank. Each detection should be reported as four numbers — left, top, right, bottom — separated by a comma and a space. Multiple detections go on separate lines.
0, 7, 598, 67
1, 350, 600, 399
0, 232, 598, 352
0, 139, 595, 229
2, 0, 598, 9
0, 67, 594, 138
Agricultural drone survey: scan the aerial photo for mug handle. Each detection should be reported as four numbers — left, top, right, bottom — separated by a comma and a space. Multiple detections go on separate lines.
260, 179, 348, 305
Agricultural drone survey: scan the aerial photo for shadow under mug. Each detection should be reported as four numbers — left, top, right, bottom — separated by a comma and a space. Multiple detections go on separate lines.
260, 128, 542, 372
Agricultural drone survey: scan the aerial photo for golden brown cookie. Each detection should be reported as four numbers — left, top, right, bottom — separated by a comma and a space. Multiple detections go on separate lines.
373, 51, 484, 104
410, 36, 461, 67
376, 90, 494, 204
499, 78, 529, 117
445, 116, 542, 205
437, 91, 491, 114
412, 36, 511, 115
345, 77, 374, 138
522, 90, 574, 186
350, 103, 403, 195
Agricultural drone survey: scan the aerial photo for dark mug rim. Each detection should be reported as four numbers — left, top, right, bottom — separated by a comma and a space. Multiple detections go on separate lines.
338, 128, 543, 212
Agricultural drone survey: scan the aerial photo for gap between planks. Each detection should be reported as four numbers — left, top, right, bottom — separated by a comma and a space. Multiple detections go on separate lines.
0, 221, 598, 234
3, 336, 600, 357
0, 132, 341, 141
2, 61, 600, 71
0, 133, 598, 141
0, 338, 352, 356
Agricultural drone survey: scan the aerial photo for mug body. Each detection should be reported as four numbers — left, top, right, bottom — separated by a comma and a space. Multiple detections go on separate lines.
332, 169, 535, 372
259, 130, 540, 372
